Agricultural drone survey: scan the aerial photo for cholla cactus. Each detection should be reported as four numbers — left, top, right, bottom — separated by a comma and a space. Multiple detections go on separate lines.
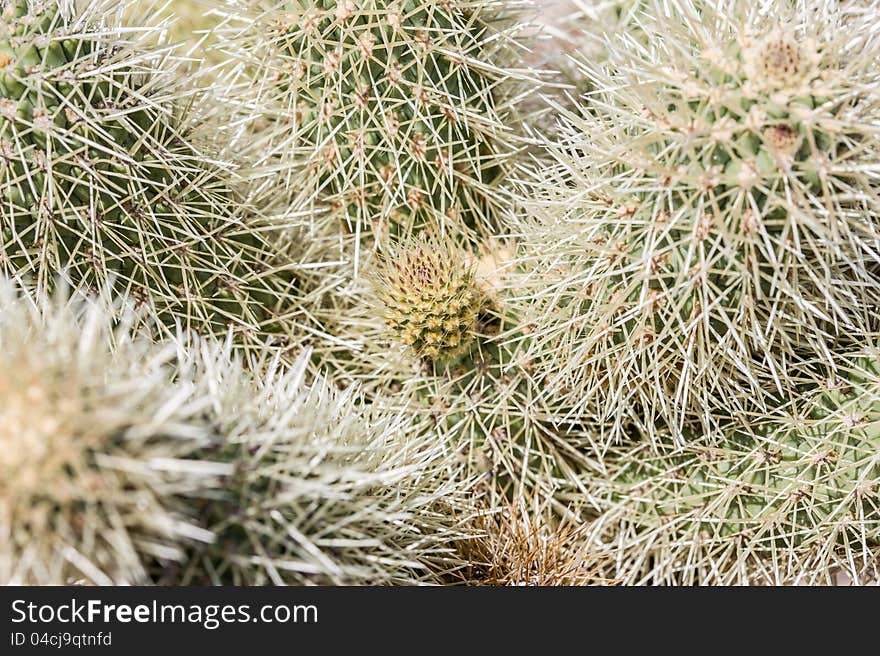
584, 354, 880, 585
0, 279, 220, 585
373, 237, 482, 361
0, 0, 306, 349
511, 0, 880, 441
164, 342, 474, 585
218, 0, 537, 243
446, 494, 608, 585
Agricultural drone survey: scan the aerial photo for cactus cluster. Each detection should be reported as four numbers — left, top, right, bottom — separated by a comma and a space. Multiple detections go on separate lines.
5, 0, 880, 588
508, 0, 880, 583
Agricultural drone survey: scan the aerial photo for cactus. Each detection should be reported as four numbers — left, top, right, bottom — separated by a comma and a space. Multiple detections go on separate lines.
0, 0, 309, 350
162, 342, 474, 586
510, 0, 880, 441
0, 279, 221, 585
583, 355, 880, 585
217, 0, 537, 243
366, 234, 591, 504
0, 275, 474, 585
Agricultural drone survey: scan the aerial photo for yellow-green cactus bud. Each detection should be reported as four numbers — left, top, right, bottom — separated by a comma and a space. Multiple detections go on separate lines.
375, 239, 481, 361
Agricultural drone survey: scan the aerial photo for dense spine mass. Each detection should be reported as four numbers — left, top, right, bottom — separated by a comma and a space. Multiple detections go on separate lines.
374, 237, 482, 361
166, 351, 473, 585
447, 494, 605, 585
0, 280, 217, 585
